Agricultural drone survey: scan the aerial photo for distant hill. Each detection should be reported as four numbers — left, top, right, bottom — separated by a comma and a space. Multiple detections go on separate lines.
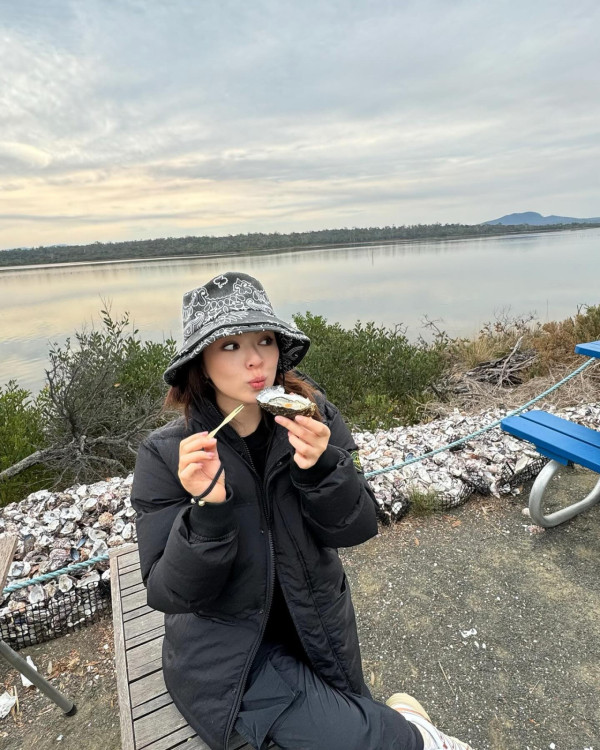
485, 211, 600, 226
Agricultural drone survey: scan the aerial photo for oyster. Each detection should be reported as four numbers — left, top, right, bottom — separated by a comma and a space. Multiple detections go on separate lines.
256, 386, 316, 418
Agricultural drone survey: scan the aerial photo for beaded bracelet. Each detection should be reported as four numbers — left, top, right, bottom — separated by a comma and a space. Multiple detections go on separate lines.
190, 463, 224, 506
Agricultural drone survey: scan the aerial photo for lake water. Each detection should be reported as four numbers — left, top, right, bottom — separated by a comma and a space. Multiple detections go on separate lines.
1, 227, 598, 393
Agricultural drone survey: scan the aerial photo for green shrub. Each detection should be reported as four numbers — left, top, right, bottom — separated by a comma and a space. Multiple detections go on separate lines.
34, 307, 178, 484
293, 313, 446, 429
0, 382, 54, 507
0, 308, 177, 502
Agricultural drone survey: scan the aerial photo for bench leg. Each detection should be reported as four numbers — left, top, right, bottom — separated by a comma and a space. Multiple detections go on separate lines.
529, 460, 600, 528
0, 639, 77, 715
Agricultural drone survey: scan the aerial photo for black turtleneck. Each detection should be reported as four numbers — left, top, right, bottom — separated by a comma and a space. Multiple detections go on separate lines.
241, 418, 307, 658
240, 415, 271, 477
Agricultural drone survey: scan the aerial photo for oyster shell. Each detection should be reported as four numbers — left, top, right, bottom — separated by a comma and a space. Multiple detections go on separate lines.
256, 386, 316, 418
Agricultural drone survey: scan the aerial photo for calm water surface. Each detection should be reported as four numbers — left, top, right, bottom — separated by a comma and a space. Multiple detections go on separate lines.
1, 228, 598, 392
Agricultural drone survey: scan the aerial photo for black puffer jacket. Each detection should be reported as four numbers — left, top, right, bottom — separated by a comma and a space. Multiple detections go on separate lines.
131, 392, 379, 750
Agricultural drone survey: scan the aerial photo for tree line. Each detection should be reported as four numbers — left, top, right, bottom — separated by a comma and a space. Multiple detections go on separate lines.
2, 222, 599, 268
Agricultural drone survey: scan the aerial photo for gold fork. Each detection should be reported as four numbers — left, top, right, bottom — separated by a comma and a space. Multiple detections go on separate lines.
208, 404, 245, 438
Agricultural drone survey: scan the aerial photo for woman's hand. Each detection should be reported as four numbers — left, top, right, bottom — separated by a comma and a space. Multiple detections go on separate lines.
274, 414, 331, 469
178, 432, 226, 503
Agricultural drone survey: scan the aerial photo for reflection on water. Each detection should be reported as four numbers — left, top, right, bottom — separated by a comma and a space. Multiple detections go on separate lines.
1, 228, 599, 392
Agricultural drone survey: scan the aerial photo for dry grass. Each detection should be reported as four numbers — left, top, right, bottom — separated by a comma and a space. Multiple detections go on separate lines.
449, 305, 600, 375
432, 305, 600, 419
533, 305, 600, 368
406, 486, 441, 516
448, 311, 538, 370
424, 361, 600, 419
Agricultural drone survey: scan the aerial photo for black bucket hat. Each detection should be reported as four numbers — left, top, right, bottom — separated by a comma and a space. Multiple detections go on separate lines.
163, 271, 311, 386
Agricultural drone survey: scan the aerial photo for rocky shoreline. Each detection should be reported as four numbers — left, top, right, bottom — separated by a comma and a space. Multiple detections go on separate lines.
2, 402, 599, 630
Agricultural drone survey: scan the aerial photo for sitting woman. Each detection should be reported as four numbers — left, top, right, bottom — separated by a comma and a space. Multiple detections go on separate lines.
131, 271, 472, 750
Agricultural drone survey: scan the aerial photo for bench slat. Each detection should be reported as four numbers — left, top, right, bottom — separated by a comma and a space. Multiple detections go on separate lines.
140, 724, 206, 750
113, 545, 140, 566
124, 604, 154, 622
127, 624, 165, 650
131, 670, 169, 710
128, 637, 165, 679
122, 580, 147, 597
117, 546, 140, 559
133, 690, 172, 720
130, 656, 163, 683
522, 411, 600, 449
119, 560, 144, 575
123, 588, 150, 614
110, 550, 136, 750
121, 569, 148, 590
134, 700, 190, 747
125, 609, 165, 640
502, 415, 600, 472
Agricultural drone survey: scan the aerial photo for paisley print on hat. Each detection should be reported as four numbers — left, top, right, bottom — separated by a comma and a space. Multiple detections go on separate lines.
163, 272, 311, 386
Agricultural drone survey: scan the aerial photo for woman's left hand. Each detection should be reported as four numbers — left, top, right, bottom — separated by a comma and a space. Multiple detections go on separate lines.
274, 414, 331, 469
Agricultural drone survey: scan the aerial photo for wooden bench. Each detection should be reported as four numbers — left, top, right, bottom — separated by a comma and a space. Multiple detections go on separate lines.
110, 544, 253, 750
501, 410, 600, 527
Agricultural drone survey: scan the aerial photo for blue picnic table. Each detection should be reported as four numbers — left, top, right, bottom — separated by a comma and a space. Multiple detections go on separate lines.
501, 340, 600, 527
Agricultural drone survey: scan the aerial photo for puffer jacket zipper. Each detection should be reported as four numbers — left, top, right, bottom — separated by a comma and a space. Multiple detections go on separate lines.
223, 432, 280, 749
261, 460, 323, 678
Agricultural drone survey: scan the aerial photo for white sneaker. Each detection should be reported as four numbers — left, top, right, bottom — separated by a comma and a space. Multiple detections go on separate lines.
386, 693, 473, 750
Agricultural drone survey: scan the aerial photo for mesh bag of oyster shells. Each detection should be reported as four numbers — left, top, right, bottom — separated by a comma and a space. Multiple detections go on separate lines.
357, 404, 600, 522
0, 475, 136, 647
0, 576, 111, 650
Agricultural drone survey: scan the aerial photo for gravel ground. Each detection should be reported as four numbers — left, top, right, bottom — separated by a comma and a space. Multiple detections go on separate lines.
1, 465, 599, 750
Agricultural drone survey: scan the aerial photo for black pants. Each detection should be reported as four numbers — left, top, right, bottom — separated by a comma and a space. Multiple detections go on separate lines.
234, 643, 424, 750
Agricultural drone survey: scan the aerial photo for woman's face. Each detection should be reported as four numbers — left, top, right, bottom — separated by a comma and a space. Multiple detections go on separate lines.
202, 330, 279, 413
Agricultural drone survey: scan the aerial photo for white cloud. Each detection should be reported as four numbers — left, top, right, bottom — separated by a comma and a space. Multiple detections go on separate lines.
0, 141, 52, 167
0, 0, 599, 249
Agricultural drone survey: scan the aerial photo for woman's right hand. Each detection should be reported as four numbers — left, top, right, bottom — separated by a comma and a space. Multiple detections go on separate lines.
178, 432, 227, 504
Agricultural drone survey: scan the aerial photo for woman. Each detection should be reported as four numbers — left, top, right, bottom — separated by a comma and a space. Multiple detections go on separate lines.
131, 271, 472, 750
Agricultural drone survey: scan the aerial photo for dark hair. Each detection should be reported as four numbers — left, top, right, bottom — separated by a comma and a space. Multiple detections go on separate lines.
163, 359, 322, 423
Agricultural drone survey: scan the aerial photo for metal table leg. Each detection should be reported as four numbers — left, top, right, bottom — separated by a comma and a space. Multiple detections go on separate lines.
529, 460, 600, 527
0, 639, 76, 715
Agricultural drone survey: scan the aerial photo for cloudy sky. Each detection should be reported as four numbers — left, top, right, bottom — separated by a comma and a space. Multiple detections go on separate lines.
1, 0, 598, 250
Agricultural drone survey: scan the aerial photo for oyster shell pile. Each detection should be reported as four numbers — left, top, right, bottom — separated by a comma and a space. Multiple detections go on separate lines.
257, 385, 316, 418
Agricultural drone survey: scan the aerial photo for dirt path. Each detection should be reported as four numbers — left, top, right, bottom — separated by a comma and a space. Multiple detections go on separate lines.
348, 466, 600, 750
0, 620, 120, 750
1, 466, 599, 749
